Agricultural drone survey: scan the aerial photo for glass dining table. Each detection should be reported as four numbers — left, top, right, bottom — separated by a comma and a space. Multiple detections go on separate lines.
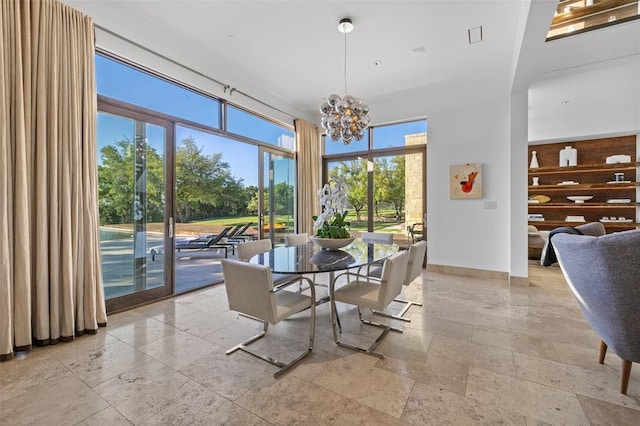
249, 238, 399, 303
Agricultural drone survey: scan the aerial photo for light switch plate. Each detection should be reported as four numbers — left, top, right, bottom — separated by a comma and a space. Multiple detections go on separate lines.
484, 201, 497, 209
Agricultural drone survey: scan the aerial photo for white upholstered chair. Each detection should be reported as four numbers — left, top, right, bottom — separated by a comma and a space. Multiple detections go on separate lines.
330, 250, 409, 358
356, 232, 394, 277
284, 233, 309, 246
284, 233, 315, 291
221, 259, 315, 378
360, 231, 393, 244
371, 240, 427, 322
236, 238, 299, 286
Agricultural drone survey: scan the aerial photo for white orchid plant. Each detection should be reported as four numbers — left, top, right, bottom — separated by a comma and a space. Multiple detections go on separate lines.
313, 178, 351, 239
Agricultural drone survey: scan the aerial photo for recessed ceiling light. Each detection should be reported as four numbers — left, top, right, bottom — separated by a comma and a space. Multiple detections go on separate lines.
562, 100, 570, 105
373, 60, 382, 66
228, 35, 235, 40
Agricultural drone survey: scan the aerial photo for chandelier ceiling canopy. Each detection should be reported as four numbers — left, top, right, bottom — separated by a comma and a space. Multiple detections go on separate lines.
320, 18, 370, 145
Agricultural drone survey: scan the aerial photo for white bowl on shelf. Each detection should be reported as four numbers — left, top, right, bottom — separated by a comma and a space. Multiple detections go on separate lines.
567, 195, 593, 203
565, 215, 586, 222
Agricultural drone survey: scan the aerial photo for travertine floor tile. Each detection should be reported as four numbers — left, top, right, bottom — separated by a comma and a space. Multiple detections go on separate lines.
466, 366, 590, 424
428, 334, 517, 377
441, 309, 510, 332
577, 394, 640, 425
92, 359, 200, 424
334, 400, 405, 425
75, 406, 133, 425
178, 346, 276, 401
402, 381, 527, 425
377, 352, 469, 395
0, 375, 109, 425
106, 316, 177, 348
472, 326, 560, 362
236, 374, 349, 424
513, 353, 640, 410
0, 349, 72, 403
136, 329, 218, 369
141, 385, 269, 425
312, 357, 414, 418
405, 313, 474, 341
47, 331, 154, 387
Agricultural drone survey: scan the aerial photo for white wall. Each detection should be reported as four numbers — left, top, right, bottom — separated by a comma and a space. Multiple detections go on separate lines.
529, 55, 640, 142
427, 91, 512, 272
368, 81, 514, 274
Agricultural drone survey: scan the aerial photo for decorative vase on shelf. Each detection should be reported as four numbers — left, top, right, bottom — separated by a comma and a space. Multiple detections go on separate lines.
530, 151, 539, 169
559, 146, 577, 167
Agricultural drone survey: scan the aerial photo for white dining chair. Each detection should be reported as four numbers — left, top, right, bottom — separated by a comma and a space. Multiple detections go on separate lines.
371, 240, 427, 322
360, 232, 393, 244
221, 259, 315, 378
284, 233, 309, 246
330, 250, 409, 358
356, 231, 394, 277
237, 238, 300, 286
284, 233, 316, 291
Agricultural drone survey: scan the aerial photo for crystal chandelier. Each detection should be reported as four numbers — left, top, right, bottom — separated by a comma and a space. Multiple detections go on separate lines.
320, 18, 370, 145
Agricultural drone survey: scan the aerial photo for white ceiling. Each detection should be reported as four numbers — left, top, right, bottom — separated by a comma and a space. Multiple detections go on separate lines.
63, 0, 640, 123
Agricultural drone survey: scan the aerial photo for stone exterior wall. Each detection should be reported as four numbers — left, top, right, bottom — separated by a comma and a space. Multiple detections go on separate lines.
404, 132, 427, 231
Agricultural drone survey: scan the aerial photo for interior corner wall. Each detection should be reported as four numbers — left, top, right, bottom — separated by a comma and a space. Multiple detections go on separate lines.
427, 93, 512, 273
529, 55, 640, 142
510, 90, 530, 279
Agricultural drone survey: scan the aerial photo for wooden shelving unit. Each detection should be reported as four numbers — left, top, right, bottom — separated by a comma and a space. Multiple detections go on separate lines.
528, 136, 638, 232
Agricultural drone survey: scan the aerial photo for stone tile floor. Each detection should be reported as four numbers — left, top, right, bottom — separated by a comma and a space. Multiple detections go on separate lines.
1, 261, 639, 425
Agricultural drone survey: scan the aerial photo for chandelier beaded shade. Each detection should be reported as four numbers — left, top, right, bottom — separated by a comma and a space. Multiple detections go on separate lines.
320, 18, 370, 145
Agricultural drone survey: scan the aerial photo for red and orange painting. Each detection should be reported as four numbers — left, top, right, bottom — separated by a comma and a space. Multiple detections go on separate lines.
449, 163, 483, 199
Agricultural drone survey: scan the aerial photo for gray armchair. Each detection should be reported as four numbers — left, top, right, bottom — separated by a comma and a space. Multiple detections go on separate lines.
552, 228, 640, 394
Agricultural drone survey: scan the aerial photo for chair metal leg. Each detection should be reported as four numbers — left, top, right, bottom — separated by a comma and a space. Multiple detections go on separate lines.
358, 307, 404, 333
371, 296, 422, 322
226, 318, 313, 378
330, 300, 398, 359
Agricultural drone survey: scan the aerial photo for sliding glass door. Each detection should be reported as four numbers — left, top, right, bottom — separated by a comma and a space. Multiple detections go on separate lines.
97, 107, 174, 311
261, 150, 295, 244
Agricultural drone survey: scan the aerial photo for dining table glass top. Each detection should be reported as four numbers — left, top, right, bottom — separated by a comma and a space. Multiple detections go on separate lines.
249, 238, 399, 274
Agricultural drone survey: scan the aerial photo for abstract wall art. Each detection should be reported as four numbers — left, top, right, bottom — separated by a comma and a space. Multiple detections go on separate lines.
449, 163, 483, 199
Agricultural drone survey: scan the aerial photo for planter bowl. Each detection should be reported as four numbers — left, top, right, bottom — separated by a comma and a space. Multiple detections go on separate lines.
310, 236, 354, 251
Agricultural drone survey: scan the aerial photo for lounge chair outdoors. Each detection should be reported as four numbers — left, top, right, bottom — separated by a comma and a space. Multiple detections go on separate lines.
148, 226, 235, 261
227, 222, 255, 241
174, 227, 236, 258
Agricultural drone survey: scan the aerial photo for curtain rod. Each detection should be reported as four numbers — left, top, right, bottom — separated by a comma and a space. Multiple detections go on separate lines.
94, 24, 295, 120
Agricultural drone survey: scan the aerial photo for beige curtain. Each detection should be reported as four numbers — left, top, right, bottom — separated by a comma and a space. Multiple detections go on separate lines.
0, 0, 106, 360
294, 119, 322, 235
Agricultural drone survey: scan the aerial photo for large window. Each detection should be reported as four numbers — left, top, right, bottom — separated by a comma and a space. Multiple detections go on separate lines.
323, 119, 427, 246
96, 54, 221, 128
227, 105, 294, 149
96, 52, 296, 307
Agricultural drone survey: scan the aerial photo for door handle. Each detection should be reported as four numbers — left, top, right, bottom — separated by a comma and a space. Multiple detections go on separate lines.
169, 217, 174, 238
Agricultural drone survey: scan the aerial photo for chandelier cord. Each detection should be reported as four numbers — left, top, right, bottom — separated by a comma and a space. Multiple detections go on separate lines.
343, 24, 348, 95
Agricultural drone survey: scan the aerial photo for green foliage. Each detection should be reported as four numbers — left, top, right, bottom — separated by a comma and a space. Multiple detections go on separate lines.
329, 159, 368, 221
98, 135, 266, 226
98, 138, 164, 225
329, 155, 407, 221
313, 211, 351, 238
